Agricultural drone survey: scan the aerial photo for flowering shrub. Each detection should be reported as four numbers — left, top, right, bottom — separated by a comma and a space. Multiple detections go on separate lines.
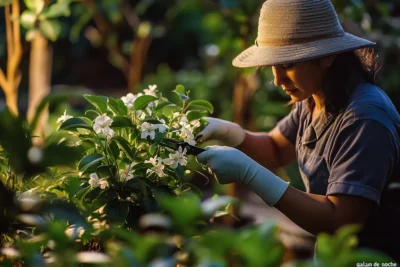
0, 85, 395, 266
56, 84, 212, 227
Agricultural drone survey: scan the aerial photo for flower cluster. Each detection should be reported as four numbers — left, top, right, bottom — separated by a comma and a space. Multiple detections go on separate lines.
58, 83, 208, 196
88, 173, 109, 189
144, 147, 188, 177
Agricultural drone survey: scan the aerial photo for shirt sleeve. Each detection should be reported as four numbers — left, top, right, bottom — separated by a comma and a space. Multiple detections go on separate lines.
327, 118, 397, 204
276, 101, 302, 145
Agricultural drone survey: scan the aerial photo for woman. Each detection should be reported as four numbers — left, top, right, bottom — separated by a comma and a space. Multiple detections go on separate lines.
196, 0, 400, 261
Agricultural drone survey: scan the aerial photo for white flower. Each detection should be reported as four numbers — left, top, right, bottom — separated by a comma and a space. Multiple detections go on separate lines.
145, 157, 165, 177
179, 115, 200, 131
143, 84, 158, 96
179, 114, 189, 126
1, 247, 21, 259
190, 119, 201, 129
140, 122, 167, 140
65, 224, 85, 239
103, 127, 116, 141
119, 163, 135, 182
163, 147, 187, 168
180, 126, 196, 146
135, 110, 146, 120
146, 107, 153, 116
27, 146, 43, 164
93, 114, 113, 135
57, 110, 73, 124
121, 93, 143, 108
140, 122, 156, 140
147, 100, 159, 109
88, 174, 109, 190
98, 179, 109, 189
154, 120, 167, 133
89, 173, 100, 188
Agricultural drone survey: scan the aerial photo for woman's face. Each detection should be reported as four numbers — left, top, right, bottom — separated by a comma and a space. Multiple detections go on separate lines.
271, 56, 335, 103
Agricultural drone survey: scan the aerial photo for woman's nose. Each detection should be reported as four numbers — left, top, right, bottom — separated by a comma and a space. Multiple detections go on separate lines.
272, 66, 287, 87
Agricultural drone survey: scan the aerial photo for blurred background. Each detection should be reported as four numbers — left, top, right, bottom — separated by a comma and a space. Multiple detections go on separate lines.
0, 0, 399, 260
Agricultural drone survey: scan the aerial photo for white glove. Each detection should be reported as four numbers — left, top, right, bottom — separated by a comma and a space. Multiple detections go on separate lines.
197, 117, 246, 147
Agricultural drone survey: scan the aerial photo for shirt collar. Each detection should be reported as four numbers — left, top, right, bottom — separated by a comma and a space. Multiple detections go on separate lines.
301, 109, 334, 146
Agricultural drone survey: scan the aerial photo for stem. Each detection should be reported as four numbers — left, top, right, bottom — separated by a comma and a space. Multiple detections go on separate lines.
11, 172, 15, 192
5, 5, 13, 59
182, 100, 190, 113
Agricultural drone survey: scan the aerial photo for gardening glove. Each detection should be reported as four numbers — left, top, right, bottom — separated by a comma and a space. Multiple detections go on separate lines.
196, 117, 246, 147
197, 146, 289, 207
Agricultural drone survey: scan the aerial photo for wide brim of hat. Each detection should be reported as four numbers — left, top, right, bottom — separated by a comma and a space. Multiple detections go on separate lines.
232, 33, 375, 68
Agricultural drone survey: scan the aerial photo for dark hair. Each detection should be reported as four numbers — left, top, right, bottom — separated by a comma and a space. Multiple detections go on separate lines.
288, 47, 382, 116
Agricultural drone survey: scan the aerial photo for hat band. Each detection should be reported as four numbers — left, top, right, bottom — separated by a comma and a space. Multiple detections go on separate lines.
256, 32, 345, 47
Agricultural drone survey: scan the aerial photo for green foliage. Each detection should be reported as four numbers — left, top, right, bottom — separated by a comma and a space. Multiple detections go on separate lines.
21, 0, 72, 41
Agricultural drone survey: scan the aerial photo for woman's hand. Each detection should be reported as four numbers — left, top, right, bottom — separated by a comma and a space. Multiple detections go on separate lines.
196, 117, 245, 147
196, 146, 289, 206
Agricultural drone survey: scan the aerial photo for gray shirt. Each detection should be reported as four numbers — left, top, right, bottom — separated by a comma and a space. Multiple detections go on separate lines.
277, 82, 400, 260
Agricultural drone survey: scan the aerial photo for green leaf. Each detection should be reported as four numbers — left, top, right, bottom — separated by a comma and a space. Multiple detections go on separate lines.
109, 140, 120, 161
157, 194, 202, 235
85, 109, 100, 120
154, 101, 172, 111
43, 141, 82, 167
96, 165, 113, 178
316, 233, 333, 263
59, 117, 93, 132
132, 163, 152, 172
107, 200, 129, 226
108, 98, 128, 116
143, 119, 164, 124
39, 19, 62, 42
149, 143, 157, 156
186, 100, 214, 114
334, 224, 361, 252
78, 153, 105, 173
175, 84, 185, 94
83, 94, 108, 114
111, 136, 134, 160
42, 2, 70, 19
177, 92, 190, 101
110, 116, 134, 128
76, 186, 91, 201
186, 110, 204, 121
133, 95, 157, 110
0, 0, 13, 7
162, 105, 180, 118
20, 10, 37, 29
24, 0, 45, 13
0, 108, 31, 174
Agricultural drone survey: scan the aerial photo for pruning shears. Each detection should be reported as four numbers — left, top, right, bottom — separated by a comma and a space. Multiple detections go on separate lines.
160, 138, 206, 156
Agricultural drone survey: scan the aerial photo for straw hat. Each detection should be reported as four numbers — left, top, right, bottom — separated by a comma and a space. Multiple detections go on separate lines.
232, 0, 375, 68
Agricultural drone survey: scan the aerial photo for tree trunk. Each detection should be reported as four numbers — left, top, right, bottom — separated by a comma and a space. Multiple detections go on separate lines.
27, 34, 53, 146
4, 81, 18, 116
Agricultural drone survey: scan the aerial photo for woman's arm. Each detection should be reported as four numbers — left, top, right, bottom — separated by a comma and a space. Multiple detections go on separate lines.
236, 127, 296, 171
275, 187, 376, 235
